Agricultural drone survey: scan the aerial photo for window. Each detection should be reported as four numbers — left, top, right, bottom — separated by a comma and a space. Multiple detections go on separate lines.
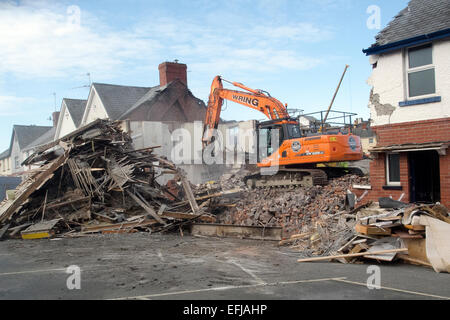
14, 156, 19, 169
386, 153, 400, 186
407, 44, 435, 98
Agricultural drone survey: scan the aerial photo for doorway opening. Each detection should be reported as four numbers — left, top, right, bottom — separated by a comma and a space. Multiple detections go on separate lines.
409, 150, 440, 203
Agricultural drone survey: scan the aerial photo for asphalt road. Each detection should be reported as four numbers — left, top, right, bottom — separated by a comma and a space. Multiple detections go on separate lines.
0, 233, 449, 300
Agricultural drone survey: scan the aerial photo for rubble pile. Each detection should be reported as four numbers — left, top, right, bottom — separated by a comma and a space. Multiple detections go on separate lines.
0, 120, 214, 240
214, 175, 369, 235
196, 171, 449, 273
294, 199, 450, 273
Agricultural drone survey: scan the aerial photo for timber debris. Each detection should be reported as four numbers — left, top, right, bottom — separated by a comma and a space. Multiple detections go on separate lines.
0, 119, 215, 239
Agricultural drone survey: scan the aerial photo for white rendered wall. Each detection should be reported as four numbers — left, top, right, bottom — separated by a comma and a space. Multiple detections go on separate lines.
367, 38, 450, 126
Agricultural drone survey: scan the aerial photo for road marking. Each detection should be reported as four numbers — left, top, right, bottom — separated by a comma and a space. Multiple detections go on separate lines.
0, 264, 105, 277
0, 268, 67, 276
333, 278, 450, 300
111, 277, 347, 300
227, 260, 265, 284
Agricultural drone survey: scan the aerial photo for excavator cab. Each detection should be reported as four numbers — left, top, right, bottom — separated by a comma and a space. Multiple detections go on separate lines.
256, 118, 302, 162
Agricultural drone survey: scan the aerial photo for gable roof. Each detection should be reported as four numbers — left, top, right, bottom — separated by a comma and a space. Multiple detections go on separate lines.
23, 127, 56, 151
93, 83, 153, 120
12, 125, 53, 150
64, 98, 87, 127
364, 0, 450, 55
118, 82, 171, 120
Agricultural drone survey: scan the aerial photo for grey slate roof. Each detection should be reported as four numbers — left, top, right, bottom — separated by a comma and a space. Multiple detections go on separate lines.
0, 149, 10, 160
13, 125, 53, 150
23, 127, 56, 151
64, 98, 87, 127
373, 0, 450, 47
93, 83, 153, 120
119, 83, 170, 120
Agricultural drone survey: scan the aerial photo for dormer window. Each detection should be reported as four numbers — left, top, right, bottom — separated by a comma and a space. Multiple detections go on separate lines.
407, 44, 436, 98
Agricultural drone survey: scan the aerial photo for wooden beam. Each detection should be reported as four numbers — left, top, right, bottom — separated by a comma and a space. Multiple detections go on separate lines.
180, 175, 199, 214
126, 190, 167, 225
297, 248, 408, 263
0, 152, 69, 223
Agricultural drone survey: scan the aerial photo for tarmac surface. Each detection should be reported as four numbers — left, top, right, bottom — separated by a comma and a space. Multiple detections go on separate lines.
0, 233, 449, 300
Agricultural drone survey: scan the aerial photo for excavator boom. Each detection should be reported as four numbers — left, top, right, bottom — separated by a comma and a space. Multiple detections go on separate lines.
203, 76, 289, 146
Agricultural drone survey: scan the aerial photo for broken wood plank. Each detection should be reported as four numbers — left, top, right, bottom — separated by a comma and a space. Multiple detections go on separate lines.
0, 152, 69, 224
81, 219, 157, 233
126, 190, 167, 225
297, 248, 408, 263
191, 223, 282, 241
160, 211, 216, 223
355, 223, 392, 236
397, 254, 432, 268
180, 175, 199, 214
352, 184, 372, 190
278, 232, 311, 246
21, 219, 62, 240
46, 196, 91, 210
0, 223, 10, 240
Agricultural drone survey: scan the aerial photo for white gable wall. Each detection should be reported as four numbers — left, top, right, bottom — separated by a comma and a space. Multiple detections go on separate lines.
10, 133, 24, 174
55, 101, 77, 140
81, 87, 108, 126
368, 38, 450, 126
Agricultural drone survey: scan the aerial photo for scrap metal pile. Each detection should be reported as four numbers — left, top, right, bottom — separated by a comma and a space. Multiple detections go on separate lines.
0, 120, 215, 240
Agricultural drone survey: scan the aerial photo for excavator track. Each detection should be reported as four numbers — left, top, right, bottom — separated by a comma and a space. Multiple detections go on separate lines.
244, 168, 328, 189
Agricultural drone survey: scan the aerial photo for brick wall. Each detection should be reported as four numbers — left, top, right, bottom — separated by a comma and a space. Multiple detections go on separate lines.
364, 117, 450, 207
373, 117, 450, 147
440, 153, 450, 207
159, 62, 188, 87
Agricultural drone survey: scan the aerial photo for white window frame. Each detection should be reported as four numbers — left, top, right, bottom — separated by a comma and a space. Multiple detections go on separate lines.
405, 43, 436, 99
386, 153, 401, 186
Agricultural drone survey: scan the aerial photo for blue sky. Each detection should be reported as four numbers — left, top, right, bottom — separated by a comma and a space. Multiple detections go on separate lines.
0, 0, 409, 152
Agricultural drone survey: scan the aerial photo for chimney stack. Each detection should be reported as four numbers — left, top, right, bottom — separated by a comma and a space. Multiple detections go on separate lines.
158, 61, 187, 87
52, 111, 60, 127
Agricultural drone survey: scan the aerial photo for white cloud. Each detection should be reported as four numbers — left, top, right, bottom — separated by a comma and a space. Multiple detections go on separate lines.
0, 95, 36, 116
0, 1, 333, 80
0, 1, 161, 78
253, 23, 333, 42
136, 18, 331, 75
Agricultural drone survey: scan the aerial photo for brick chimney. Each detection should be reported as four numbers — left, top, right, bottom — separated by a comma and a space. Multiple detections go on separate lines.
52, 111, 60, 127
158, 61, 187, 87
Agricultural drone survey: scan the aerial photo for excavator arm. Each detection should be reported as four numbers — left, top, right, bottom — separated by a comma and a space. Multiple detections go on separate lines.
202, 76, 289, 146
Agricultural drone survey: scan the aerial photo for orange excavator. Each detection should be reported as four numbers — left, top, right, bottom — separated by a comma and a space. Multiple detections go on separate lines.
202, 76, 363, 188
